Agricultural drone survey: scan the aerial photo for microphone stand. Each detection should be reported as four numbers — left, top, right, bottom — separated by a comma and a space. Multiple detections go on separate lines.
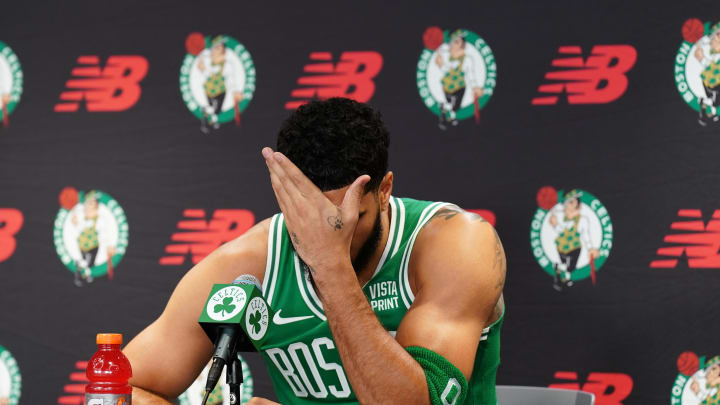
227, 352, 243, 405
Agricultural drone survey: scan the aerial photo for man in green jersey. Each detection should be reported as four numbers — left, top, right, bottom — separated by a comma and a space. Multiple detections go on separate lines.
124, 98, 506, 404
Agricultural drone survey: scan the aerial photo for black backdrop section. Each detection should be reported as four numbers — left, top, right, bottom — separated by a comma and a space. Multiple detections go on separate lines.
1, 0, 720, 404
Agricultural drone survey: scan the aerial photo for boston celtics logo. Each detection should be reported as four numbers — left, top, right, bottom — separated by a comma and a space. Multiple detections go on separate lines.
675, 18, 720, 126
672, 351, 720, 404
416, 27, 496, 130
53, 187, 129, 287
530, 187, 613, 291
0, 41, 23, 129
245, 297, 268, 341
206, 286, 247, 322
178, 355, 253, 405
0, 345, 21, 405
180, 33, 256, 134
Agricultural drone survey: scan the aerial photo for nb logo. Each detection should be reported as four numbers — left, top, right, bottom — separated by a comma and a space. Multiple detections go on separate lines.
273, 309, 314, 326
56, 360, 89, 404
651, 209, 720, 268
532, 45, 637, 105
549, 371, 633, 405
55, 55, 149, 112
159, 209, 255, 266
285, 51, 383, 109
0, 208, 23, 262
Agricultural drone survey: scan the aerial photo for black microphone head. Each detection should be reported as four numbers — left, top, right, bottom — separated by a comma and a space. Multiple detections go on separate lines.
232, 274, 262, 292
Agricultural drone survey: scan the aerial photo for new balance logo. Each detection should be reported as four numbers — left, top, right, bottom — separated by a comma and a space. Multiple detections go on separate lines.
0, 208, 23, 262
55, 55, 148, 112
56, 361, 88, 405
651, 209, 720, 268
532, 45, 636, 105
285, 51, 383, 109
549, 371, 633, 405
159, 209, 255, 266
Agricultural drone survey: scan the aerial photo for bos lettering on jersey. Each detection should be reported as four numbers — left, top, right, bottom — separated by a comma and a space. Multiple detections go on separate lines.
368, 280, 399, 311
265, 337, 352, 399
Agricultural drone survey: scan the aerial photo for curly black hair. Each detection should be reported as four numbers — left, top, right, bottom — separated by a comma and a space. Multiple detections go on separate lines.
277, 98, 390, 192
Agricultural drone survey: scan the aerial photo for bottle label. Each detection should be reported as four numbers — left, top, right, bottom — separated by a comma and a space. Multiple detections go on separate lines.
85, 393, 131, 405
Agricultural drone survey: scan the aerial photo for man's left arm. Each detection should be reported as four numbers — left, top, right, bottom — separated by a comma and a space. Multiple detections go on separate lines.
317, 210, 505, 404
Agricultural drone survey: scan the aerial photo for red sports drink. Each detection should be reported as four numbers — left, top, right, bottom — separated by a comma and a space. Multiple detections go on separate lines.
85, 333, 132, 405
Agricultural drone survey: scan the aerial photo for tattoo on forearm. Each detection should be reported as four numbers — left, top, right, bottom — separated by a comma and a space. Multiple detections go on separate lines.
301, 260, 315, 275
327, 208, 343, 231
290, 231, 300, 248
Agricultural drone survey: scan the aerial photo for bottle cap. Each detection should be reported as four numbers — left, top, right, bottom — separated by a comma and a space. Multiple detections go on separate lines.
96, 333, 123, 345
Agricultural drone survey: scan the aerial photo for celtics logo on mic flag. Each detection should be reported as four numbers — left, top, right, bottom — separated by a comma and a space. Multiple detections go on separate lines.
530, 187, 613, 291
53, 187, 129, 287
199, 282, 274, 349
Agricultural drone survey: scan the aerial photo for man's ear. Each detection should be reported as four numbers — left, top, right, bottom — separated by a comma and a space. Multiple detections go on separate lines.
378, 172, 393, 211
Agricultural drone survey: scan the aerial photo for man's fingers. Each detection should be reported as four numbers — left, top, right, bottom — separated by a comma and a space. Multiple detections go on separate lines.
269, 171, 293, 213
263, 147, 304, 200
341, 175, 371, 218
270, 150, 322, 198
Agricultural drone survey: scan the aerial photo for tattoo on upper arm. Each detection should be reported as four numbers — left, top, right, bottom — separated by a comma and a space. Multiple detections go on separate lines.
423, 205, 487, 228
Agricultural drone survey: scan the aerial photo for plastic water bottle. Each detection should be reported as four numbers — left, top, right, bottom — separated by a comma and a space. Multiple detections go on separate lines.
85, 333, 132, 405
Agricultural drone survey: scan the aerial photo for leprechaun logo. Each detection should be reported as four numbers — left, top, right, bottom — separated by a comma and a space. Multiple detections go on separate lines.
675, 19, 720, 126
672, 351, 720, 404
530, 187, 613, 291
178, 355, 253, 405
180, 33, 256, 134
416, 27, 496, 130
53, 187, 129, 287
0, 41, 23, 129
0, 345, 21, 405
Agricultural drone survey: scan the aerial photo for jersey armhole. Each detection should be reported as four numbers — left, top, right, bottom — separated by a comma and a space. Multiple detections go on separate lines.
262, 214, 283, 305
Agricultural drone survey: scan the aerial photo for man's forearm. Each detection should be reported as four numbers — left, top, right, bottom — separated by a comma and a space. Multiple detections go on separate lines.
132, 386, 173, 405
314, 260, 430, 405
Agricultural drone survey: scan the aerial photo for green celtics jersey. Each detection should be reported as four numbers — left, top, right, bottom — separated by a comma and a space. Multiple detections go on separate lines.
258, 197, 503, 404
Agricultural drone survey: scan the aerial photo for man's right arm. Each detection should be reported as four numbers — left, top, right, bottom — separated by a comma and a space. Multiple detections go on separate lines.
123, 218, 271, 404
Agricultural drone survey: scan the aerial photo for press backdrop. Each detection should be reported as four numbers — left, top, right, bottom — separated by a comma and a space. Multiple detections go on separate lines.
1, 1, 720, 404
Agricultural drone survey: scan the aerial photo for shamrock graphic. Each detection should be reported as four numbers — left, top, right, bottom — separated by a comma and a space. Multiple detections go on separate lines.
214, 297, 236, 316
249, 311, 262, 334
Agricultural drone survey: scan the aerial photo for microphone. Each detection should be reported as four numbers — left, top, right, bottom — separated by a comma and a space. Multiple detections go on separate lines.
198, 274, 272, 403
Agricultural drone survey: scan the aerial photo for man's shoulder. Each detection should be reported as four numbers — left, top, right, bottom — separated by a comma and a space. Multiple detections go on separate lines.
409, 204, 499, 284
208, 217, 274, 283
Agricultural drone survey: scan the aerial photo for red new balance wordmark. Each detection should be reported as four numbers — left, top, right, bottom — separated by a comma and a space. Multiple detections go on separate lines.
550, 371, 633, 405
56, 361, 88, 405
651, 209, 720, 268
0, 208, 23, 262
532, 45, 636, 105
55, 55, 148, 112
285, 51, 383, 109
160, 209, 255, 266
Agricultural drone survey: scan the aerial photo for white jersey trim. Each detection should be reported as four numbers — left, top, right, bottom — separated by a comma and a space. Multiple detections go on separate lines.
399, 202, 453, 309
